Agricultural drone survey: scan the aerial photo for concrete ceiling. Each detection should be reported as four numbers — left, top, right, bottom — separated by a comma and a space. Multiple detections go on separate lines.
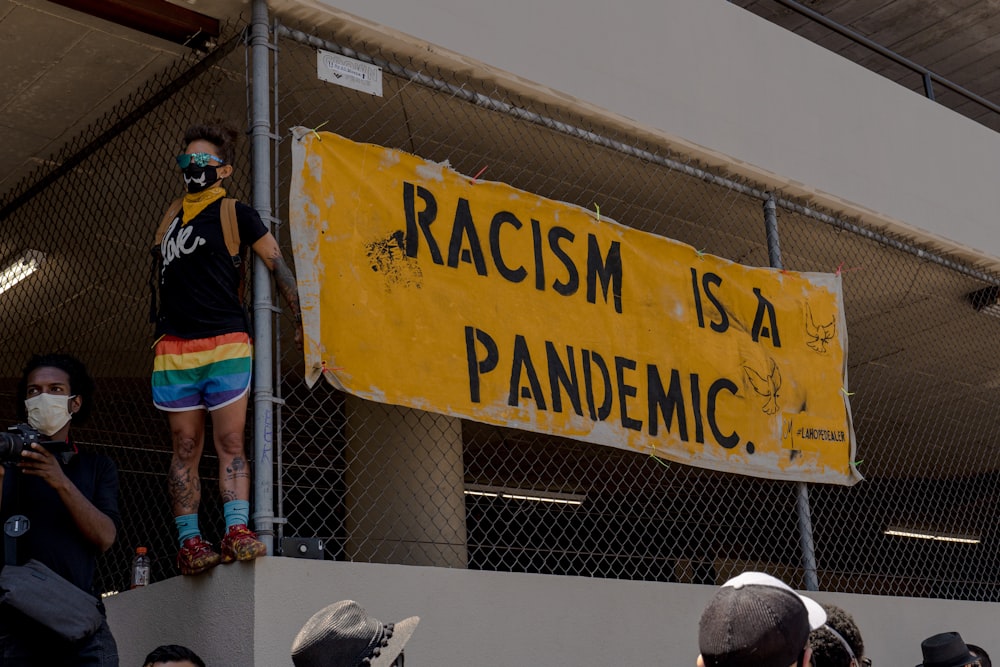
732, 0, 1000, 132
0, 0, 249, 195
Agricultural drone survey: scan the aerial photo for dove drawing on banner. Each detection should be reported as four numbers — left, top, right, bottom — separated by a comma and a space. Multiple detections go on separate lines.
744, 357, 782, 415
805, 302, 836, 354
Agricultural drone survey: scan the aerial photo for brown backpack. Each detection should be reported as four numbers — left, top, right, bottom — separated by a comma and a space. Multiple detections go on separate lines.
154, 197, 241, 259
148, 197, 248, 323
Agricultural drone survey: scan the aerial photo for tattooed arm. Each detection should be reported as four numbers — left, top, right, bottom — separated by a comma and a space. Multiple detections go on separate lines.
251, 232, 303, 348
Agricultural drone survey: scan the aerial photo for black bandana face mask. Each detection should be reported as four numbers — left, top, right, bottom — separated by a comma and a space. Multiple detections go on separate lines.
182, 164, 219, 193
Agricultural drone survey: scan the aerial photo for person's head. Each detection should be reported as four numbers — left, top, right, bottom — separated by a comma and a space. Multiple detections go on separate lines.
809, 604, 866, 667
918, 632, 981, 667
697, 571, 826, 667
291, 600, 420, 667
968, 645, 991, 667
177, 121, 238, 194
143, 644, 205, 667
15, 353, 94, 439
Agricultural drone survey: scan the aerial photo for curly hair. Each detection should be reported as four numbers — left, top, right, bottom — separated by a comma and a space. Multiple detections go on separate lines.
809, 604, 865, 667
969, 644, 992, 667
15, 353, 95, 425
143, 644, 205, 667
183, 119, 240, 166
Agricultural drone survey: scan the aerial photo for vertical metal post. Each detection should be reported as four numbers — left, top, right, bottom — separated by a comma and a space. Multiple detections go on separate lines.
763, 194, 819, 591
249, 0, 275, 554
923, 72, 936, 100
271, 17, 285, 551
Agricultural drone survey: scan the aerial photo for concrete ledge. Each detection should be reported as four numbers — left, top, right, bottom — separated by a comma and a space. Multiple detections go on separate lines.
107, 560, 255, 665
107, 558, 1000, 666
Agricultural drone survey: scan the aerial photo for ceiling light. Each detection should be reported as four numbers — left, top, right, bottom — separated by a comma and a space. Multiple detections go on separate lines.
968, 286, 1000, 318
885, 527, 980, 544
0, 250, 45, 295
465, 484, 585, 506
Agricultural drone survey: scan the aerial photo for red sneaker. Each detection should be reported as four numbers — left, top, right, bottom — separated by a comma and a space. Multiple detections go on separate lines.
177, 535, 221, 575
220, 524, 267, 564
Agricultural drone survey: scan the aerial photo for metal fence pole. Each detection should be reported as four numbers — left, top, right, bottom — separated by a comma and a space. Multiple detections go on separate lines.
764, 194, 819, 591
923, 72, 936, 100
250, 0, 276, 553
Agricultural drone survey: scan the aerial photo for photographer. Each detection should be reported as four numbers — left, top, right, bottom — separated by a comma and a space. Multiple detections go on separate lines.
0, 354, 121, 666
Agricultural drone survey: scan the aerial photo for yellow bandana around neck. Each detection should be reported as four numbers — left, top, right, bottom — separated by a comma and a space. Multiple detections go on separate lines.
182, 187, 227, 224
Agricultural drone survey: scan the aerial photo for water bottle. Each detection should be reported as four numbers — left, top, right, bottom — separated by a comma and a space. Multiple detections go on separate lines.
130, 546, 151, 589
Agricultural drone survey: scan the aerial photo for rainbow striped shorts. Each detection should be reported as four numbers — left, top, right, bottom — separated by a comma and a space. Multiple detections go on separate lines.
152, 332, 252, 411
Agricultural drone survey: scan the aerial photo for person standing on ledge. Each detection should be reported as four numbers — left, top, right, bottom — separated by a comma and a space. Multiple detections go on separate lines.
151, 120, 301, 575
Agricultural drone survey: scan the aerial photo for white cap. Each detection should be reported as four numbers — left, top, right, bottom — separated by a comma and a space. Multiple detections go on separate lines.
721, 571, 827, 630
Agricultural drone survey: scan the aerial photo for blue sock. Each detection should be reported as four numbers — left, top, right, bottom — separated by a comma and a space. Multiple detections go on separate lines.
175, 514, 200, 547
224, 500, 250, 530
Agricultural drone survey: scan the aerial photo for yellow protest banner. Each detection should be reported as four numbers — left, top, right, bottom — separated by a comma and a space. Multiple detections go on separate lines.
289, 130, 860, 485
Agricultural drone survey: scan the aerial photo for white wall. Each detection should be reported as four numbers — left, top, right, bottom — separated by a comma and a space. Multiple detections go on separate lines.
108, 563, 255, 665
278, 0, 1000, 269
107, 558, 1000, 666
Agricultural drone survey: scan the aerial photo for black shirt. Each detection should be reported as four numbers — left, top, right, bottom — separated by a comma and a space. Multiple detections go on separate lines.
0, 449, 121, 597
155, 198, 268, 339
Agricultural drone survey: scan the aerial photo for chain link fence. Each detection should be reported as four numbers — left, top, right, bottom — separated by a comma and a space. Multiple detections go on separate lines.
0, 18, 253, 591
2, 8, 1000, 602
269, 20, 1000, 598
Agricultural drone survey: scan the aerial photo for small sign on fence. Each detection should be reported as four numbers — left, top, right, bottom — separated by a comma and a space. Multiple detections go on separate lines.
317, 49, 383, 97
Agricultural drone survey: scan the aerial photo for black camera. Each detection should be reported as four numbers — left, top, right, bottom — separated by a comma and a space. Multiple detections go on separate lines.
0, 424, 68, 464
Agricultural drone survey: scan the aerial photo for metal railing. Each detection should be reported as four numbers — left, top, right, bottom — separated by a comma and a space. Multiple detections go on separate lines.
733, 0, 1000, 123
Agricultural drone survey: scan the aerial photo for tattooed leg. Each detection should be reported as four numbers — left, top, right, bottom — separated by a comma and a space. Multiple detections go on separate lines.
168, 410, 207, 516
211, 394, 251, 503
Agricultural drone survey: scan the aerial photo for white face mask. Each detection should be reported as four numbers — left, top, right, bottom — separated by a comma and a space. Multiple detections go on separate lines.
24, 393, 76, 436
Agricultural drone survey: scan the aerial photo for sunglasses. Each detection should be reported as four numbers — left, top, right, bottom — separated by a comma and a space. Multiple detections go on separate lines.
176, 152, 225, 168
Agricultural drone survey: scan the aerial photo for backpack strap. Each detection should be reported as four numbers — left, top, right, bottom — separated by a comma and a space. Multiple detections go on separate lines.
154, 198, 184, 248
149, 198, 183, 324
221, 198, 241, 265
220, 198, 251, 306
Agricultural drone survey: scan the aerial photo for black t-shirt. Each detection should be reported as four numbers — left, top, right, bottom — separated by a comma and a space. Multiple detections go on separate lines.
155, 198, 269, 339
0, 449, 121, 597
